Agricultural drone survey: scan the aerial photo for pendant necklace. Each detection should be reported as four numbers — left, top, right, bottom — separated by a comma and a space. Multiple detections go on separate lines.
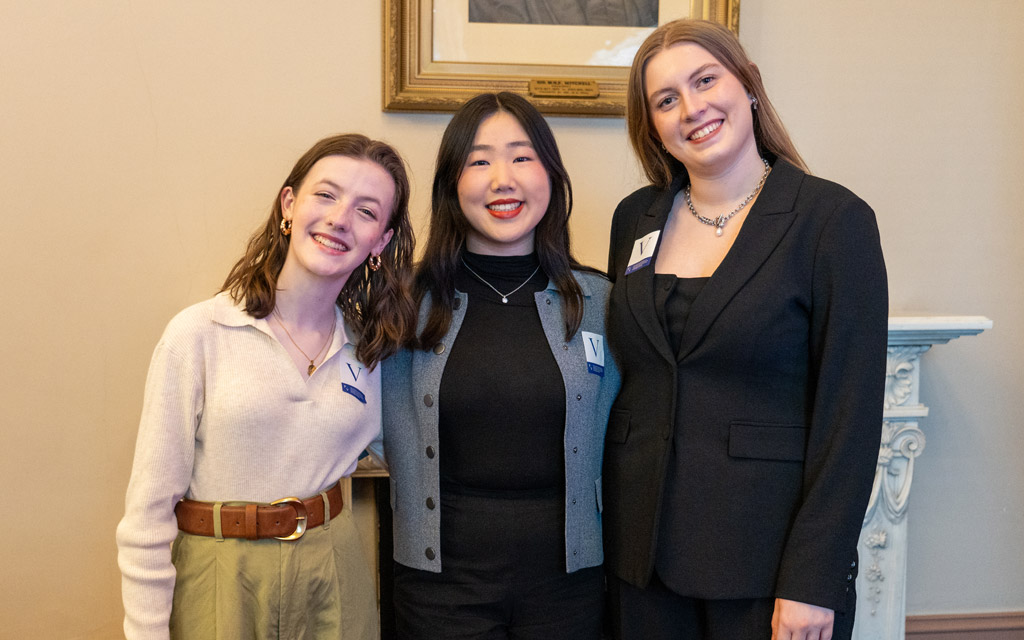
272, 308, 336, 376
685, 158, 771, 237
461, 258, 541, 304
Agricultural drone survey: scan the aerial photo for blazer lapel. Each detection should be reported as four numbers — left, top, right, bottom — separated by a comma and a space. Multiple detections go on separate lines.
677, 161, 805, 361
624, 175, 684, 366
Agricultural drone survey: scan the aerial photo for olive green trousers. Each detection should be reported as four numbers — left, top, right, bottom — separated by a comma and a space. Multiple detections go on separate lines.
169, 506, 378, 640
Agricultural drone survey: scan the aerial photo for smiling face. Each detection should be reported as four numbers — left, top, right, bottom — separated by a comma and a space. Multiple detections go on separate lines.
456, 111, 552, 256
645, 42, 759, 178
279, 155, 395, 289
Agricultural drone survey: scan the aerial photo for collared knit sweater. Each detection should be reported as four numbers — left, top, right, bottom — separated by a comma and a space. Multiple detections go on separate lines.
115, 292, 382, 640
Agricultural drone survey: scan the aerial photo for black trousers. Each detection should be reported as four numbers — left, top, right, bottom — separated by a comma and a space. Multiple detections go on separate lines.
607, 572, 856, 640
394, 487, 604, 640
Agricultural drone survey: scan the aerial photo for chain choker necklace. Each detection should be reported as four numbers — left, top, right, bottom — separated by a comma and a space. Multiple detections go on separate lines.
685, 158, 771, 237
461, 257, 541, 304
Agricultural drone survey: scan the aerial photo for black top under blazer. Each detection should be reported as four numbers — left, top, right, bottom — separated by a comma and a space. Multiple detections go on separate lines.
603, 159, 888, 613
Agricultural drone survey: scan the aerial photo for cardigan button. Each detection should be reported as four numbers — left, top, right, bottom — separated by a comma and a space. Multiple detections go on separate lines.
453, 298, 462, 310
563, 345, 569, 350
425, 547, 436, 561
433, 343, 445, 355
424, 394, 434, 407
546, 299, 551, 305
576, 394, 582, 401
426, 497, 436, 510
426, 446, 435, 459
573, 447, 578, 454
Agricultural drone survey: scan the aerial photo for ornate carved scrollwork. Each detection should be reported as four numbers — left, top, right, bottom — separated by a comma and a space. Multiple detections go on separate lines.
884, 346, 929, 409
863, 421, 926, 526
863, 529, 888, 615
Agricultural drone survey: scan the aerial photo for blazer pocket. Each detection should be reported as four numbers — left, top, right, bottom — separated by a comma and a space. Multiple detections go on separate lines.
607, 409, 631, 444
728, 422, 807, 462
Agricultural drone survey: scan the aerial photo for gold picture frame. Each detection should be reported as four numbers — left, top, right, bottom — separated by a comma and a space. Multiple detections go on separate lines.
383, 0, 740, 117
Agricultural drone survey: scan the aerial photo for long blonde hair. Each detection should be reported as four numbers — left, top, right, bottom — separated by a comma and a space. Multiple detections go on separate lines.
627, 19, 808, 188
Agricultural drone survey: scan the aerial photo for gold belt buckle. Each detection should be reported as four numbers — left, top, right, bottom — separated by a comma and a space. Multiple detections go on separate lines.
270, 497, 308, 540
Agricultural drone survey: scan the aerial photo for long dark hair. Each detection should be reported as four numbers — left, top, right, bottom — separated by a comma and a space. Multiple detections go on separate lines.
221, 133, 416, 368
415, 92, 592, 348
627, 19, 808, 188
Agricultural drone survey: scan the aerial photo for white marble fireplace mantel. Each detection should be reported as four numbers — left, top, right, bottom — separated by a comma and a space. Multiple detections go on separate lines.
853, 316, 992, 640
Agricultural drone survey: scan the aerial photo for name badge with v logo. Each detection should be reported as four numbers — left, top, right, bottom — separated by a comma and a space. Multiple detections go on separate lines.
625, 230, 660, 275
581, 331, 605, 377
342, 362, 366, 404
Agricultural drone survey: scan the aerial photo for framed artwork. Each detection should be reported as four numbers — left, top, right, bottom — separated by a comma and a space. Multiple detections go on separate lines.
383, 0, 740, 117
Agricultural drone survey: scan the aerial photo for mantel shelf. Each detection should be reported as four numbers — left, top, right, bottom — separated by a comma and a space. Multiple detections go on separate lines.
887, 316, 992, 345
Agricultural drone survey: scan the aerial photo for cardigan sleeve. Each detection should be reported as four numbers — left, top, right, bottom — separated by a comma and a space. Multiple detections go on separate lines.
774, 194, 888, 612
115, 339, 204, 640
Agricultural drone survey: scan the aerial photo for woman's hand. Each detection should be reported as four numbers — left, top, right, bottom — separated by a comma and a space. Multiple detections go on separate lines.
771, 598, 834, 640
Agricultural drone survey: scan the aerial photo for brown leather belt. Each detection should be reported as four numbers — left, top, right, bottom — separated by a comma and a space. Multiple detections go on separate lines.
174, 480, 343, 541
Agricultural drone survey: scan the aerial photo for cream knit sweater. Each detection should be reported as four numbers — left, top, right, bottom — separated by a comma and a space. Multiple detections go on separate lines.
115, 293, 382, 640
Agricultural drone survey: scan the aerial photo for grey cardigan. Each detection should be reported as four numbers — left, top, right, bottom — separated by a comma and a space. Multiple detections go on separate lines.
382, 270, 621, 573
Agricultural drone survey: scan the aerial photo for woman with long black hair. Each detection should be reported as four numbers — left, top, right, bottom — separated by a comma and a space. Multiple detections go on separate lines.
383, 92, 620, 639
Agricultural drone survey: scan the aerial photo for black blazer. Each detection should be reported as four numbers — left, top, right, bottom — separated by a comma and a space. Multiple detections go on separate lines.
603, 160, 887, 612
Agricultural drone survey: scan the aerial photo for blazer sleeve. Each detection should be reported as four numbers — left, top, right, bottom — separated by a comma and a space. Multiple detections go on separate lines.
607, 200, 622, 283
606, 189, 641, 284
774, 194, 888, 612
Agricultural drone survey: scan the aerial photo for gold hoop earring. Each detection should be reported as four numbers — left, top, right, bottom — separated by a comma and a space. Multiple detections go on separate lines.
368, 254, 382, 271
279, 218, 292, 236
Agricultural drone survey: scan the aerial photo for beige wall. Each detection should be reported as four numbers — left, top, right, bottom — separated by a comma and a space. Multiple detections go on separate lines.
1, 1, 1021, 637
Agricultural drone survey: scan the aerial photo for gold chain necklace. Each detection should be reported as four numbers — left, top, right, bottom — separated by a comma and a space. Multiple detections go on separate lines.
272, 308, 336, 376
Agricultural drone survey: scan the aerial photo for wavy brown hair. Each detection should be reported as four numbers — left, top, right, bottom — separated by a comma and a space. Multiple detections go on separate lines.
627, 19, 808, 188
221, 134, 416, 368
415, 92, 596, 349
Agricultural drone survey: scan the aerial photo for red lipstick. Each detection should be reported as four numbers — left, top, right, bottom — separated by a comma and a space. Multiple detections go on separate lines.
487, 199, 524, 219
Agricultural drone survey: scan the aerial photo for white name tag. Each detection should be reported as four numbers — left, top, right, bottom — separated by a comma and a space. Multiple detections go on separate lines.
581, 331, 605, 377
625, 230, 660, 275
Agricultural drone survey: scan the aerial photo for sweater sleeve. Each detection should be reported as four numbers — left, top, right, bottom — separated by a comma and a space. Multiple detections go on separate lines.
774, 194, 888, 612
115, 339, 204, 640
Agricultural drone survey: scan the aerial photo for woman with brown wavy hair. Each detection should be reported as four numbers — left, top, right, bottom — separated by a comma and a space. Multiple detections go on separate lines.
604, 19, 887, 640
116, 134, 416, 639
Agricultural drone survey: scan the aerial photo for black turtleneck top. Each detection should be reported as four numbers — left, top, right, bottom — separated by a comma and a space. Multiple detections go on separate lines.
437, 252, 566, 492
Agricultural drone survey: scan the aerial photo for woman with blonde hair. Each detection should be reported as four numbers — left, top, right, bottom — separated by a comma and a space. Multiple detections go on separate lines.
604, 19, 887, 640
117, 134, 416, 639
